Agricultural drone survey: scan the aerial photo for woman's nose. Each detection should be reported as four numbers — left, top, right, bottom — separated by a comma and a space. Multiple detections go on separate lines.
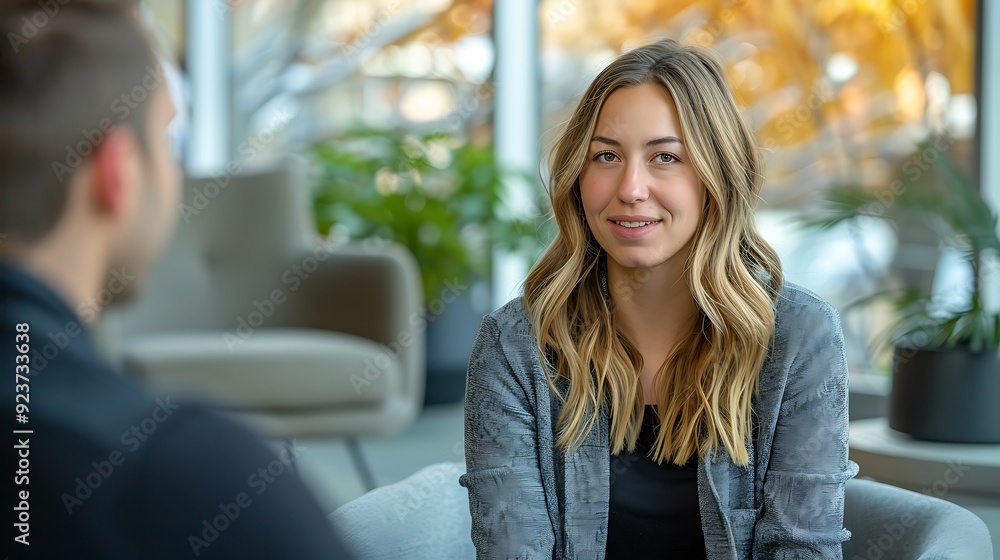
617, 162, 650, 204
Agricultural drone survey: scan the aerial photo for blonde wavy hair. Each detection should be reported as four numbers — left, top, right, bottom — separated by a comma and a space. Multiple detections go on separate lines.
523, 38, 782, 466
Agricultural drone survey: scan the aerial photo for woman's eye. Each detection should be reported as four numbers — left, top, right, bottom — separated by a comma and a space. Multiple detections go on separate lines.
656, 152, 679, 164
594, 151, 618, 163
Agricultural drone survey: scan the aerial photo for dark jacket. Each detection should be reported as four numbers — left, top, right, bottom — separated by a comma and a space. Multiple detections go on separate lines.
2, 260, 353, 559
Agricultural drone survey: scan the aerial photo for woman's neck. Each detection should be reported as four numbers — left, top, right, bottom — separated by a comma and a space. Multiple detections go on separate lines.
606, 257, 699, 352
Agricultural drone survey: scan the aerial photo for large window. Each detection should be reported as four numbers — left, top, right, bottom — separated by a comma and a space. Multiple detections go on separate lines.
143, 0, 982, 373
231, 0, 495, 143
540, 0, 978, 373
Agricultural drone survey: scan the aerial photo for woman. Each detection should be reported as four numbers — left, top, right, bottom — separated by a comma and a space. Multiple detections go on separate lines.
460, 38, 858, 559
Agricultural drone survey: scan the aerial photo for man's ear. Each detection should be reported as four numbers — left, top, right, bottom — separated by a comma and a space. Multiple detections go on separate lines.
90, 125, 140, 218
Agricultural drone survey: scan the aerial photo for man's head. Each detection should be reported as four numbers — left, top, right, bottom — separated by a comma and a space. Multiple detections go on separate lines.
0, 0, 180, 305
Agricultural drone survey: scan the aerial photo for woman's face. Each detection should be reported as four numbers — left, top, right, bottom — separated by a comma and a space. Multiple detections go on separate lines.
579, 82, 706, 271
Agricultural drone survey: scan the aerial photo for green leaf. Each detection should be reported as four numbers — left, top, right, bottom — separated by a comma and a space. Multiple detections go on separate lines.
309, 128, 549, 303
801, 138, 1000, 353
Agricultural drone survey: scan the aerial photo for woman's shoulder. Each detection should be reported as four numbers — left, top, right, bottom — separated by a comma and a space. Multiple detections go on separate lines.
773, 281, 843, 335
766, 281, 847, 377
475, 296, 551, 377
765, 281, 847, 393
482, 296, 534, 338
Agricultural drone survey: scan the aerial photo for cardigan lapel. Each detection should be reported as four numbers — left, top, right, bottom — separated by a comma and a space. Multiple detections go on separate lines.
551, 380, 610, 559
699, 449, 739, 559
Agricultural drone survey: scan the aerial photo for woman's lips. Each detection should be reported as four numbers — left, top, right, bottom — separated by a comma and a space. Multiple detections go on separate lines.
608, 219, 661, 239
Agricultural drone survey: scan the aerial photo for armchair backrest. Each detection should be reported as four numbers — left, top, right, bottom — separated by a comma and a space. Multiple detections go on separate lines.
118, 160, 314, 334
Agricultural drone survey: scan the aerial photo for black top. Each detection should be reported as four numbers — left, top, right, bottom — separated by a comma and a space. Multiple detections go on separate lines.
1, 260, 354, 559
606, 405, 707, 559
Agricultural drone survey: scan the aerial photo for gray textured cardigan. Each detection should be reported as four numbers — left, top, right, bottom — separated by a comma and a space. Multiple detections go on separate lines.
459, 281, 859, 559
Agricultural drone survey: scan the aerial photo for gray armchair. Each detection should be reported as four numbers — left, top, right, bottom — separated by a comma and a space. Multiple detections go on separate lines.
330, 462, 474, 560
103, 160, 424, 488
843, 477, 994, 559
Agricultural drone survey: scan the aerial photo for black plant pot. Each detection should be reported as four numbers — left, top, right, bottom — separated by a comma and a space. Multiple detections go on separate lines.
423, 284, 484, 406
889, 346, 1000, 443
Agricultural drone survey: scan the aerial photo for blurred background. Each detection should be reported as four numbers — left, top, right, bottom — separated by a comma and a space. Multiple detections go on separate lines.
110, 0, 997, 554
141, 0, 986, 374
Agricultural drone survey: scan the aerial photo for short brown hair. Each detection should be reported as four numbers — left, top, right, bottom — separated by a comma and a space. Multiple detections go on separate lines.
0, 0, 157, 242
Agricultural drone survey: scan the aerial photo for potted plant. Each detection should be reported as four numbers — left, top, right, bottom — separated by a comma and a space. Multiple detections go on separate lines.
804, 138, 1000, 443
310, 128, 547, 405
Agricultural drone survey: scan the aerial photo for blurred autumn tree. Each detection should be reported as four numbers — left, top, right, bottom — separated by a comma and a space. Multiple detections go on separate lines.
147, 0, 975, 202
540, 0, 977, 207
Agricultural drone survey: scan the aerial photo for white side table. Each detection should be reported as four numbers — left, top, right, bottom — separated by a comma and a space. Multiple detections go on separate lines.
849, 417, 1000, 557
850, 418, 1000, 501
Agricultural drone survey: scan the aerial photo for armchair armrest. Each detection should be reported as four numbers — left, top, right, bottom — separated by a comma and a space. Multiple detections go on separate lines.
273, 239, 425, 405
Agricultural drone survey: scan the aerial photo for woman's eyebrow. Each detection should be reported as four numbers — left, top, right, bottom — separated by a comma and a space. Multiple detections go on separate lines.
590, 135, 684, 147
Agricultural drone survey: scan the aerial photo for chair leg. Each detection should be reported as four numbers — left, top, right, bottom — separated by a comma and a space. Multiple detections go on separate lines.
346, 437, 376, 492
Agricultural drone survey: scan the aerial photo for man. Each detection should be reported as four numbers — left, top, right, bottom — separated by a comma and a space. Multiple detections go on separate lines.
1, 1, 354, 557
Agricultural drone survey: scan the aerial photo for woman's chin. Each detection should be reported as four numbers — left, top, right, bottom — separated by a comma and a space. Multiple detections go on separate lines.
606, 251, 672, 271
